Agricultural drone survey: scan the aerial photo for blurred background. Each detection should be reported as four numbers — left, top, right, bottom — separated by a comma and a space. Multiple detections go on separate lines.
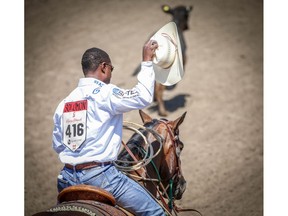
25, 0, 263, 215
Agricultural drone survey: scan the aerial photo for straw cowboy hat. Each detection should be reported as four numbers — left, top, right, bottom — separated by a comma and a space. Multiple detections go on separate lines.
150, 22, 184, 86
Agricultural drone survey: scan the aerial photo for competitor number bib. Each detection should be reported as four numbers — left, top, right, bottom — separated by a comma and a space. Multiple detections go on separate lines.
62, 100, 87, 151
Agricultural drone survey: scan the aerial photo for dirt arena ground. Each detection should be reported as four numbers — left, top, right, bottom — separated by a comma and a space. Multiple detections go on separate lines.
25, 0, 263, 215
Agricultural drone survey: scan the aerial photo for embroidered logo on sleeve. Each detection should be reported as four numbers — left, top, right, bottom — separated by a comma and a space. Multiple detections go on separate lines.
62, 100, 87, 151
123, 90, 139, 98
112, 88, 139, 99
112, 88, 124, 98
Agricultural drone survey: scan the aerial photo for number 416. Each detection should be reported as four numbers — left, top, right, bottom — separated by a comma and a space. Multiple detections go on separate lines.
65, 123, 84, 137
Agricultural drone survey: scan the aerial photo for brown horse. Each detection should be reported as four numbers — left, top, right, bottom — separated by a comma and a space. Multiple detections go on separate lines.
33, 110, 193, 216
116, 110, 187, 206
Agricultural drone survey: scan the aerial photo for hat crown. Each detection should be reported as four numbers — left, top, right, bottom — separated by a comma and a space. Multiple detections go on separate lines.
153, 33, 176, 69
149, 22, 184, 86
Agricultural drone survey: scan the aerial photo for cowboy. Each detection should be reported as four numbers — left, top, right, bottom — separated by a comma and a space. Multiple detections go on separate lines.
52, 22, 183, 216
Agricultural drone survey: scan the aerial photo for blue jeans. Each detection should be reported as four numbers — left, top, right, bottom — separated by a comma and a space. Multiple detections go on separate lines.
57, 164, 165, 216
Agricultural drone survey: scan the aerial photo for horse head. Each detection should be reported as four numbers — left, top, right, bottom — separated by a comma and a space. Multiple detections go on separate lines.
139, 110, 187, 200
117, 110, 187, 203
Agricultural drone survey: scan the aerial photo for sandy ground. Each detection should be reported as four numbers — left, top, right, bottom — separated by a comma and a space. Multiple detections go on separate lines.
25, 0, 263, 215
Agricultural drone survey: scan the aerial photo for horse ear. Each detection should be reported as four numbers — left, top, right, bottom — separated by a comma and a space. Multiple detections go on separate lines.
139, 110, 153, 124
172, 111, 187, 130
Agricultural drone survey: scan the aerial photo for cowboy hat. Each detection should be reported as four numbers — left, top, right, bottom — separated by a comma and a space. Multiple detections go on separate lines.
150, 22, 184, 86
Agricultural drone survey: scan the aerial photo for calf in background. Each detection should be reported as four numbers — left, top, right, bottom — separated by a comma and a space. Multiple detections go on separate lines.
155, 5, 193, 116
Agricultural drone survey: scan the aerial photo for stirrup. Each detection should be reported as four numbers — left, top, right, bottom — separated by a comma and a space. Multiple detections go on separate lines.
58, 184, 116, 206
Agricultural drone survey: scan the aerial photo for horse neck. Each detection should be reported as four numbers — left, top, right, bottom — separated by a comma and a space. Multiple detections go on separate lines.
140, 131, 166, 196
121, 121, 176, 197
145, 130, 165, 176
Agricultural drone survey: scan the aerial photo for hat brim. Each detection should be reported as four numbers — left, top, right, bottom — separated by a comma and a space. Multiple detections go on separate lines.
150, 22, 184, 86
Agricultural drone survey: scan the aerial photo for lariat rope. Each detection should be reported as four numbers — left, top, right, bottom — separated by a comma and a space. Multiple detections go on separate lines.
114, 121, 173, 215
113, 121, 163, 171
114, 121, 202, 216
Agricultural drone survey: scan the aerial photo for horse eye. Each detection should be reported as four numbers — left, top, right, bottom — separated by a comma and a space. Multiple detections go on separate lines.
176, 146, 181, 156
179, 141, 184, 151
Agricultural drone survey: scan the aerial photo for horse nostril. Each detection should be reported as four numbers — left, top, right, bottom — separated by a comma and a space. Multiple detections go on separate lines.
173, 177, 187, 200
182, 179, 187, 190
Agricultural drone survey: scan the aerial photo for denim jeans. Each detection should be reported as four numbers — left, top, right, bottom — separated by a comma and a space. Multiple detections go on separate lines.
57, 164, 165, 216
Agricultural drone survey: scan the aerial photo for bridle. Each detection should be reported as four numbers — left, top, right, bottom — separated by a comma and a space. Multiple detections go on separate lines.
139, 119, 202, 216
157, 119, 184, 190
115, 119, 187, 215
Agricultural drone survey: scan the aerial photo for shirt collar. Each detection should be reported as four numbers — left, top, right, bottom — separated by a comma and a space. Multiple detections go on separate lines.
78, 78, 106, 87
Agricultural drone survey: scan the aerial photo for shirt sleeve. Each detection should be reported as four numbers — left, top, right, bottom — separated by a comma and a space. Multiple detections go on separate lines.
102, 61, 155, 115
52, 102, 66, 153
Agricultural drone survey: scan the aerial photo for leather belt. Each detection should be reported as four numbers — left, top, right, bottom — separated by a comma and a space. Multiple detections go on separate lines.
65, 161, 112, 171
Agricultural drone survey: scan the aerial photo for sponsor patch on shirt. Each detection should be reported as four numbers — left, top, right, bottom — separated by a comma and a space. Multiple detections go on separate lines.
124, 90, 139, 98
92, 88, 100, 94
112, 88, 124, 98
112, 88, 140, 99
94, 80, 104, 87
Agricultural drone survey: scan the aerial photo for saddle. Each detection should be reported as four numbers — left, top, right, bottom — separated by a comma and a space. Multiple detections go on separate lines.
58, 184, 116, 206
33, 185, 130, 216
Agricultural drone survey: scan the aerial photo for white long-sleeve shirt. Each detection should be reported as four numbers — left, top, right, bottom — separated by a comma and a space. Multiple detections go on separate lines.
52, 61, 155, 165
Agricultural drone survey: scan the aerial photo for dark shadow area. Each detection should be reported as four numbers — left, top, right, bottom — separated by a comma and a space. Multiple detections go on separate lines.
148, 93, 191, 113
165, 84, 177, 91
132, 64, 141, 76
